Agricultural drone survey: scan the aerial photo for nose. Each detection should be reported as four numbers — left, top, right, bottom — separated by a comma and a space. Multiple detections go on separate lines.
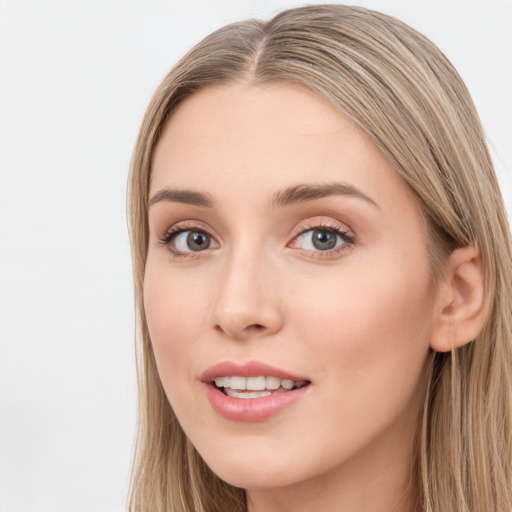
209, 246, 284, 341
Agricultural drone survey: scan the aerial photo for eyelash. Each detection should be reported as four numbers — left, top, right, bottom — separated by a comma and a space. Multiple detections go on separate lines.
158, 223, 216, 258
293, 221, 355, 258
158, 221, 355, 259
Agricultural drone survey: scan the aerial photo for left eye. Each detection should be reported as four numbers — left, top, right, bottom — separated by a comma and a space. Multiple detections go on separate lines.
294, 228, 348, 251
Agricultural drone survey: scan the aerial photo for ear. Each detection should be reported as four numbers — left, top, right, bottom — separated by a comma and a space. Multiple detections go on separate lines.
430, 246, 487, 353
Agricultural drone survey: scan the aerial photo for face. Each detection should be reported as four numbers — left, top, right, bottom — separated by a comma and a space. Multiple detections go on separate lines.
144, 83, 436, 496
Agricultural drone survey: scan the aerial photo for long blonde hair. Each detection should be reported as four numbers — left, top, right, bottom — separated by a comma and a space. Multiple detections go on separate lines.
127, 5, 512, 511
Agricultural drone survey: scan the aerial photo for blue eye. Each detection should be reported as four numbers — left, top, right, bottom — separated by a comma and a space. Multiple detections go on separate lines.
295, 228, 351, 252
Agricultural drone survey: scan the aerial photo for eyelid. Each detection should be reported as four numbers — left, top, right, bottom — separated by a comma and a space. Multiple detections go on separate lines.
158, 219, 217, 240
294, 218, 353, 238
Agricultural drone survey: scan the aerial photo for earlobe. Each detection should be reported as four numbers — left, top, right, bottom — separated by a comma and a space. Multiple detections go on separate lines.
430, 246, 487, 353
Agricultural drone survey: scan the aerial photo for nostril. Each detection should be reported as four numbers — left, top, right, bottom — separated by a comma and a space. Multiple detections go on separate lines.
214, 323, 263, 332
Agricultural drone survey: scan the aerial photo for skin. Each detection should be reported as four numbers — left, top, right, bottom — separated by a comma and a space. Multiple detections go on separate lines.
144, 82, 442, 512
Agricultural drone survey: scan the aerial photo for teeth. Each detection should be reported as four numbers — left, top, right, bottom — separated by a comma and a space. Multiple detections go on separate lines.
230, 376, 246, 390
266, 376, 281, 390
225, 389, 273, 399
281, 379, 295, 390
214, 375, 307, 392
247, 376, 266, 391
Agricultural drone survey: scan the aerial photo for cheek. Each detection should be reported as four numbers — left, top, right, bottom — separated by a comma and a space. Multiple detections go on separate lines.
276, 265, 434, 475
143, 262, 206, 382
290, 259, 434, 393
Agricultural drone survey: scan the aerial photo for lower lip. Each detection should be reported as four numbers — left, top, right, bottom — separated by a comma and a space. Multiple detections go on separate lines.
204, 383, 309, 422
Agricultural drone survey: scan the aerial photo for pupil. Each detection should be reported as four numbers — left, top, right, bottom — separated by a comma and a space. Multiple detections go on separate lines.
312, 230, 337, 250
187, 231, 210, 251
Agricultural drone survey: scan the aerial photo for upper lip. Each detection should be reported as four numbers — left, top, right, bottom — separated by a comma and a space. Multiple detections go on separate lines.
201, 360, 310, 383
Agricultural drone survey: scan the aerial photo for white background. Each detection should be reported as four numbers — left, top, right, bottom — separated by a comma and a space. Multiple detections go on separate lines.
0, 1, 510, 511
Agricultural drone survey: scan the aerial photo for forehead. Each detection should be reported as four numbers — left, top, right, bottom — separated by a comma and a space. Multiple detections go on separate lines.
150, 82, 414, 215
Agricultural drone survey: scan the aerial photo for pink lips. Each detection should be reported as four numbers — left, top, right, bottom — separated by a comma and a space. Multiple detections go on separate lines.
201, 361, 310, 422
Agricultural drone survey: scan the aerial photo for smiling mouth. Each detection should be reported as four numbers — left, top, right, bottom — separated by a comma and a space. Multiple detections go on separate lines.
214, 376, 310, 399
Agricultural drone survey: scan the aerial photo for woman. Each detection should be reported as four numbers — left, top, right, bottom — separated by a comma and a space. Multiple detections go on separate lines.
127, 5, 512, 511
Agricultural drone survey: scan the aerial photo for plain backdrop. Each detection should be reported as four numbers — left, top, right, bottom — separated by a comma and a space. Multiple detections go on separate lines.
0, 0, 510, 511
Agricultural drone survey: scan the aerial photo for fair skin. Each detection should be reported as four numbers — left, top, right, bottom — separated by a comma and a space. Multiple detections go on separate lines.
144, 82, 484, 512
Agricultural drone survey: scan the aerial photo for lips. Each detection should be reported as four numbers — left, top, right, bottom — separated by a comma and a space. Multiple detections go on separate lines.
201, 361, 311, 422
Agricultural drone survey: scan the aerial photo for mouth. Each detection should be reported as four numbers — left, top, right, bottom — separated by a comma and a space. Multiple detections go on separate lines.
202, 361, 311, 421
213, 375, 310, 399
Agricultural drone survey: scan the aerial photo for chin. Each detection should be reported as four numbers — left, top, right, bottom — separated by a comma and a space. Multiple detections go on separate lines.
210, 463, 301, 490
193, 443, 294, 489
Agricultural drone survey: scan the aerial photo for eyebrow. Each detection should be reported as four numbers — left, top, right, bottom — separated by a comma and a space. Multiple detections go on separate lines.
148, 182, 378, 210
149, 188, 215, 208
272, 182, 379, 209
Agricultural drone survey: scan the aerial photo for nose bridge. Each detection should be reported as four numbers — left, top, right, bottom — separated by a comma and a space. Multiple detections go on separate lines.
209, 237, 282, 340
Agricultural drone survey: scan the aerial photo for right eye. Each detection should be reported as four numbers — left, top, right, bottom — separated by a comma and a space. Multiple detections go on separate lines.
161, 228, 219, 255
